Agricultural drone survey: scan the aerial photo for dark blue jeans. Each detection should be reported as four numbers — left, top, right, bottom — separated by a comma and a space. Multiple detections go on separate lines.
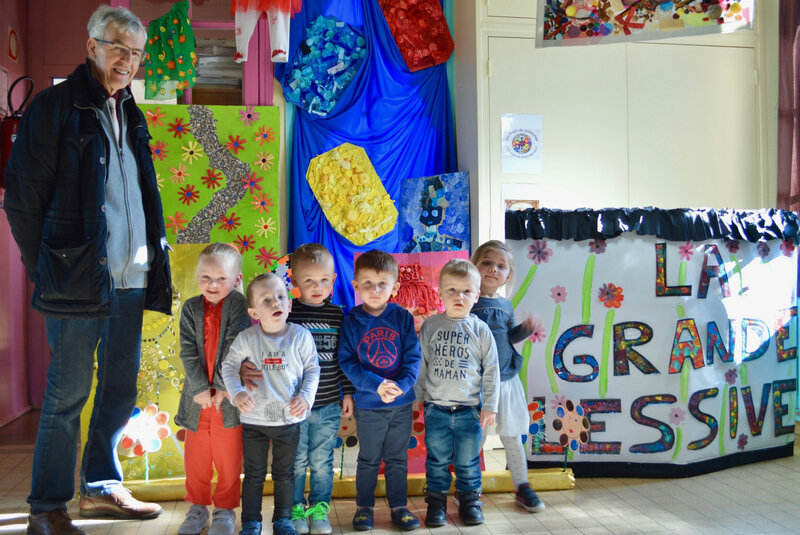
29, 288, 145, 513
423, 403, 483, 494
241, 422, 300, 523
354, 403, 412, 508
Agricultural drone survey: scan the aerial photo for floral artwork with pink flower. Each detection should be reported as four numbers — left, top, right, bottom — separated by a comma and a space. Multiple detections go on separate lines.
527, 240, 553, 264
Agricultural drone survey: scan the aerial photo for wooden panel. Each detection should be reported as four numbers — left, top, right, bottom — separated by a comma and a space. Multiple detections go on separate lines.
627, 43, 758, 209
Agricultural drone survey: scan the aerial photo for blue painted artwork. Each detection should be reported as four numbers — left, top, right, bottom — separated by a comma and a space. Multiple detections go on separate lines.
398, 172, 470, 254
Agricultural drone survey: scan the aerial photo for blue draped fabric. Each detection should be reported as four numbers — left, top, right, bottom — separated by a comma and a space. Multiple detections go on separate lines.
275, 0, 457, 311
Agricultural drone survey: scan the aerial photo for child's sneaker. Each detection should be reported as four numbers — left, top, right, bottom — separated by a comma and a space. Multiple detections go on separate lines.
454, 490, 484, 525
291, 504, 309, 534
209, 508, 236, 535
515, 483, 546, 513
307, 502, 332, 535
273, 518, 300, 535
391, 506, 420, 531
239, 519, 262, 535
352, 507, 374, 531
178, 504, 210, 535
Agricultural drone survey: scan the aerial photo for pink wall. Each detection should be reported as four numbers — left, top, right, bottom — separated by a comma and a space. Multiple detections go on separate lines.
0, 0, 32, 424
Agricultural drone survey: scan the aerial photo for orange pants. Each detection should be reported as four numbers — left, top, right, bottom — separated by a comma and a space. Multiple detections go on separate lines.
184, 407, 243, 509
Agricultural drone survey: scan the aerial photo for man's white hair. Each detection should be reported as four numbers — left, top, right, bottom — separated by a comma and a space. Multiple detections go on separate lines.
87, 5, 146, 39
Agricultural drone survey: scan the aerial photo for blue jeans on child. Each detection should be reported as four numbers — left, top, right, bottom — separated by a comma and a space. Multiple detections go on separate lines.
423, 403, 483, 494
353, 403, 413, 508
293, 401, 341, 506
29, 288, 145, 513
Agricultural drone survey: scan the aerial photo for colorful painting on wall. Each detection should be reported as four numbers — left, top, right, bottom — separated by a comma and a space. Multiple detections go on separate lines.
397, 172, 470, 254
509, 231, 797, 473
139, 103, 281, 284
537, 0, 754, 48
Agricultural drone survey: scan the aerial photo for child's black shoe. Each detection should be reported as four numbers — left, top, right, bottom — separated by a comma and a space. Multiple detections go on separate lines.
424, 491, 447, 528
515, 483, 546, 513
352, 508, 374, 531
390, 507, 420, 531
454, 490, 484, 525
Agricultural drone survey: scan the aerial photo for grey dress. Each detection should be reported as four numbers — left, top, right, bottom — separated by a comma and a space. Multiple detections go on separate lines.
175, 291, 252, 431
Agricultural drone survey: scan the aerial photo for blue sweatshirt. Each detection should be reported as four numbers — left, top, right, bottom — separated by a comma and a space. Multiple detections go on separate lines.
338, 303, 421, 409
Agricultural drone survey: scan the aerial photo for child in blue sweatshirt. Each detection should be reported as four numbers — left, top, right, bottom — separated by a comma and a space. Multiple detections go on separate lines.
338, 250, 421, 532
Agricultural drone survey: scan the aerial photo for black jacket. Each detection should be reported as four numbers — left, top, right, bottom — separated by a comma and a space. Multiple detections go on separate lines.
4, 62, 172, 317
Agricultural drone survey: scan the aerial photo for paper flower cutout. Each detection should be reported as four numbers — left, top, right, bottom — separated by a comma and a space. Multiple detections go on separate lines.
168, 117, 190, 139
551, 400, 589, 452
588, 239, 606, 254
150, 140, 168, 161
679, 241, 694, 261
256, 246, 279, 269
255, 125, 276, 145
598, 283, 624, 308
201, 169, 222, 189
306, 143, 397, 246
117, 404, 171, 458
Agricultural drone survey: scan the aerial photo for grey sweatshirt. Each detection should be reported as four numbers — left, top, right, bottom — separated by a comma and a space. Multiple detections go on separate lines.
415, 313, 500, 413
221, 322, 321, 427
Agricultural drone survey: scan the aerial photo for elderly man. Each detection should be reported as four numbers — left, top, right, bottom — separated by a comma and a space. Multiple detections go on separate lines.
4, 6, 172, 535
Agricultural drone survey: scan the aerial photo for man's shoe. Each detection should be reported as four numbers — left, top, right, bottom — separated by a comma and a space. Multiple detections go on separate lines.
239, 520, 262, 535
79, 487, 162, 519
352, 507, 374, 531
424, 491, 448, 528
391, 507, 420, 531
455, 490, 484, 526
273, 517, 300, 535
178, 504, 210, 535
291, 503, 309, 534
307, 502, 332, 535
516, 483, 546, 512
209, 508, 236, 535
27, 509, 88, 535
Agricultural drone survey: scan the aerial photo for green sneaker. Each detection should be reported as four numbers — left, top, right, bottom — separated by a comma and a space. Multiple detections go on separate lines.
307, 502, 332, 535
291, 504, 309, 535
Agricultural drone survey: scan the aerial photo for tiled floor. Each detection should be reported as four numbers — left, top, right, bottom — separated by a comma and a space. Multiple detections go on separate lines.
1, 412, 800, 534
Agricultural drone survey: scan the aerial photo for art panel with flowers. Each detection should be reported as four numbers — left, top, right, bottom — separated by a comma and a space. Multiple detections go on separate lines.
506, 229, 798, 474
139, 103, 280, 284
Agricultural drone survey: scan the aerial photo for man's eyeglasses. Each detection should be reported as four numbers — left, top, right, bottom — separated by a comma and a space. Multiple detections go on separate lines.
94, 38, 145, 65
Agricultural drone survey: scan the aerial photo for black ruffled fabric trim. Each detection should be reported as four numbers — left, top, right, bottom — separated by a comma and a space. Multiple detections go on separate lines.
505, 207, 800, 244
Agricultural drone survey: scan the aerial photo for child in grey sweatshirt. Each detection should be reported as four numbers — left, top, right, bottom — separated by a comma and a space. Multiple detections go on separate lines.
221, 273, 320, 535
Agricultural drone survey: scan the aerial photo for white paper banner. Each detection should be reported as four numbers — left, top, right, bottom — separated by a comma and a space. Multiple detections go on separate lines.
509, 234, 797, 467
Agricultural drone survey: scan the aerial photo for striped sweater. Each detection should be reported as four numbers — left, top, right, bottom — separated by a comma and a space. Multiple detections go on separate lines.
289, 300, 355, 407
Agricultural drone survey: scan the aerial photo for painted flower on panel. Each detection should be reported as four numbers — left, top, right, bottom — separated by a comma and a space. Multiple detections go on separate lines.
737, 434, 748, 451
254, 151, 274, 170
598, 283, 624, 308
150, 140, 168, 161
256, 246, 279, 269
166, 212, 188, 234
551, 400, 590, 452
167, 117, 190, 139
757, 241, 770, 259
234, 234, 256, 253
527, 240, 553, 264
201, 169, 222, 189
155, 173, 164, 190
226, 134, 247, 154
550, 285, 567, 304
668, 406, 686, 426
242, 172, 263, 194
181, 140, 204, 163
145, 107, 165, 127
239, 106, 260, 127
255, 125, 276, 145
178, 184, 199, 205
725, 239, 740, 254
678, 241, 694, 261
528, 401, 545, 436
724, 369, 738, 386
251, 192, 274, 213
255, 216, 277, 238
169, 164, 189, 184
217, 212, 241, 232
588, 239, 606, 254
551, 394, 566, 411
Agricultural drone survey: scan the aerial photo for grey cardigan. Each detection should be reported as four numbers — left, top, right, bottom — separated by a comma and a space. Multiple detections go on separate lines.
175, 291, 252, 431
